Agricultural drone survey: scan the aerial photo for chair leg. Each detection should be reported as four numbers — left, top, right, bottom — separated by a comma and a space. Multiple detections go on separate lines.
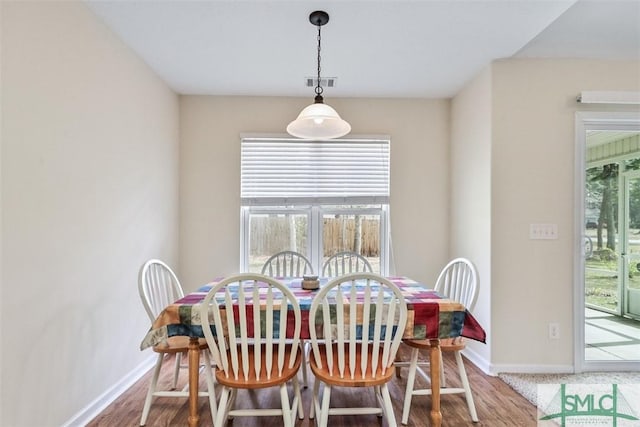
439, 348, 446, 387
215, 387, 231, 427
396, 345, 429, 380
455, 351, 478, 422
381, 383, 397, 427
228, 388, 238, 421
201, 350, 217, 423
301, 340, 308, 388
395, 353, 404, 378
401, 347, 420, 425
173, 352, 181, 390
140, 353, 163, 426
374, 385, 383, 418
292, 375, 304, 419
280, 383, 293, 427
318, 383, 332, 427
310, 374, 321, 420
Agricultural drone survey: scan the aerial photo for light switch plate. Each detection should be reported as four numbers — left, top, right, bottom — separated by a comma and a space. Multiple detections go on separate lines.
530, 223, 558, 240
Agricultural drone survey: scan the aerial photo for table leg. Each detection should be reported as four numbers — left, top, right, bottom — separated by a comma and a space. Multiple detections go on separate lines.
429, 339, 442, 427
188, 337, 201, 427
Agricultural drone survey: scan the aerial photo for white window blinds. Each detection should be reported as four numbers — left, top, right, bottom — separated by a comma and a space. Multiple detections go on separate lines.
241, 136, 390, 206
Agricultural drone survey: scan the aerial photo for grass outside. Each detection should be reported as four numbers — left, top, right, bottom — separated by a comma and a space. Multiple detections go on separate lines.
584, 227, 640, 311
586, 256, 640, 310
585, 265, 618, 310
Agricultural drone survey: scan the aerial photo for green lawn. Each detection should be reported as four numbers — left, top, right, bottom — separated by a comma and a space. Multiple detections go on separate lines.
585, 271, 618, 310
585, 257, 640, 310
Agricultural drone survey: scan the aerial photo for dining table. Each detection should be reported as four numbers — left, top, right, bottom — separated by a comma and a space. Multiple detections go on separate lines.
140, 276, 486, 427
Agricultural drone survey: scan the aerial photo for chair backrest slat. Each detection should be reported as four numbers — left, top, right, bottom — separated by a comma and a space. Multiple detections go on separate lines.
360, 285, 372, 379
348, 284, 357, 379
265, 285, 274, 380
210, 295, 227, 373
237, 283, 249, 381
278, 298, 288, 376
224, 288, 240, 380
370, 287, 384, 376
252, 285, 262, 379
381, 291, 398, 375
335, 285, 345, 378
314, 297, 333, 372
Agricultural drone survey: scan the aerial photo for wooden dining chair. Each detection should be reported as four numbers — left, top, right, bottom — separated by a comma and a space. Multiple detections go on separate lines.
400, 257, 479, 424
137, 259, 216, 426
322, 251, 373, 277
308, 273, 408, 427
261, 250, 314, 277
200, 273, 304, 427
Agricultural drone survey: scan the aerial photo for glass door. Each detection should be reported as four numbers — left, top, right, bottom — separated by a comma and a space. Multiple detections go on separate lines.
623, 172, 640, 319
577, 114, 640, 369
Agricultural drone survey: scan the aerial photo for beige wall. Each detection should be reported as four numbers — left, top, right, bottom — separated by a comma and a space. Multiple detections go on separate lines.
450, 66, 493, 368
1, 2, 179, 425
490, 59, 640, 371
179, 96, 451, 290
451, 58, 640, 373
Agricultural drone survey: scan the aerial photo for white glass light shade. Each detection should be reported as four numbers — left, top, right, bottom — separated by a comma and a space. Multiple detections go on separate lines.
287, 102, 351, 139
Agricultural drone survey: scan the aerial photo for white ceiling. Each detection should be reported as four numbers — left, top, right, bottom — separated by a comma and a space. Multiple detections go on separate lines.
86, 0, 640, 99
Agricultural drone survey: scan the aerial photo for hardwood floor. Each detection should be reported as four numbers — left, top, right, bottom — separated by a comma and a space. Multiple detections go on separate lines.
87, 346, 536, 426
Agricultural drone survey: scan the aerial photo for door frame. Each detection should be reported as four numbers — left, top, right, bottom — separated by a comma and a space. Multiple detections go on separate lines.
574, 111, 640, 373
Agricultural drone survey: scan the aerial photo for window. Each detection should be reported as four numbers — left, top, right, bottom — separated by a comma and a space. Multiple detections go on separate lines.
240, 135, 390, 275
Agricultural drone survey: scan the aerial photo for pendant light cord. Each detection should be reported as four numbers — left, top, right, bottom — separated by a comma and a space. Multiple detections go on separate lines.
315, 23, 323, 101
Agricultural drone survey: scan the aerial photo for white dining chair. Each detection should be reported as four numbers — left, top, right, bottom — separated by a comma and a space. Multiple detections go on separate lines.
400, 257, 479, 424
322, 251, 373, 277
200, 273, 304, 427
308, 273, 408, 427
137, 259, 216, 426
261, 250, 314, 277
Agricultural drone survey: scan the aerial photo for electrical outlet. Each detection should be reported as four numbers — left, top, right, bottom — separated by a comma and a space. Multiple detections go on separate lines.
549, 323, 560, 339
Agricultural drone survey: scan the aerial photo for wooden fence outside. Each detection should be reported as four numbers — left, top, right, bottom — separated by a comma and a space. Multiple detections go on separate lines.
249, 216, 380, 257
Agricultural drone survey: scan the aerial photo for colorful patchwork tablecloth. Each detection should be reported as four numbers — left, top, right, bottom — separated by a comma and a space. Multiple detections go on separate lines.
140, 276, 486, 350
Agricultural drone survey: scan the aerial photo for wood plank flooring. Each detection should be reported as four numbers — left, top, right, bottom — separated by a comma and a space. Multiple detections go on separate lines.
87, 346, 536, 426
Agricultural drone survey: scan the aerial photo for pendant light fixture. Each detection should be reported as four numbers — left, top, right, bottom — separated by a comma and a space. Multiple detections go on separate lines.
287, 10, 351, 140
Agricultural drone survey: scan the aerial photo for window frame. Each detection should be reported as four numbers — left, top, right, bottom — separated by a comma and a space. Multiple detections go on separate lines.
239, 134, 390, 276
240, 205, 313, 273
315, 205, 389, 275
240, 204, 389, 275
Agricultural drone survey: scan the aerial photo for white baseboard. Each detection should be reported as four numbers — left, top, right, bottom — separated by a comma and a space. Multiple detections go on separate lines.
461, 347, 493, 376
445, 347, 576, 377
490, 363, 574, 376
61, 355, 155, 427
